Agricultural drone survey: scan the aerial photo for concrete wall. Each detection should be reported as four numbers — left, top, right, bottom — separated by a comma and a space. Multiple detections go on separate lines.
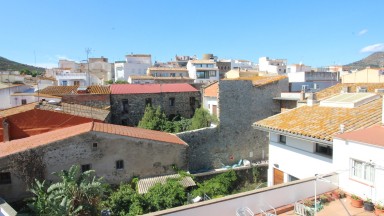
149, 174, 338, 216
267, 136, 333, 186
177, 79, 288, 171
0, 85, 34, 110
62, 94, 110, 109
0, 131, 187, 201
342, 68, 384, 83
333, 138, 384, 202
110, 91, 201, 126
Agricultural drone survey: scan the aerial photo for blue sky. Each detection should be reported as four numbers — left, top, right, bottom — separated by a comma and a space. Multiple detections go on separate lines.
1, 0, 383, 68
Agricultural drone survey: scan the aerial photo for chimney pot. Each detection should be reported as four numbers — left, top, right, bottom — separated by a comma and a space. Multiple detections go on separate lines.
2, 119, 10, 142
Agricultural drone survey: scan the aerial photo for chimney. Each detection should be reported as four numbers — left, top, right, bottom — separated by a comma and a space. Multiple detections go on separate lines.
2, 119, 10, 142
307, 92, 318, 106
300, 90, 305, 101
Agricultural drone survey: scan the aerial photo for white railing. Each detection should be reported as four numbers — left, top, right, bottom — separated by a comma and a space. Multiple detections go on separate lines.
146, 174, 338, 216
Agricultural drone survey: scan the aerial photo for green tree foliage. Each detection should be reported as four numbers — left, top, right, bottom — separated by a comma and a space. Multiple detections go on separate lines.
192, 170, 237, 198
104, 184, 144, 216
115, 80, 128, 84
28, 165, 105, 216
145, 179, 186, 212
138, 106, 215, 133
138, 106, 168, 131
189, 107, 213, 130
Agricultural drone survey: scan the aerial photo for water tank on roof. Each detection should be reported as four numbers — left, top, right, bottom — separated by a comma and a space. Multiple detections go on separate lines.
202, 54, 214, 60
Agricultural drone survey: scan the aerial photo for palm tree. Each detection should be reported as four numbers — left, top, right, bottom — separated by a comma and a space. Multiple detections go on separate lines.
29, 165, 104, 216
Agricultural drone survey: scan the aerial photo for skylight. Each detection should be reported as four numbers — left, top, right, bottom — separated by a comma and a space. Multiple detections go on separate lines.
319, 93, 379, 108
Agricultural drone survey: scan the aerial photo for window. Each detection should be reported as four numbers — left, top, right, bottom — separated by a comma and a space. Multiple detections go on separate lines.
190, 97, 196, 106
116, 160, 124, 170
0, 172, 11, 184
62, 80, 68, 86
350, 159, 375, 184
122, 99, 129, 113
169, 97, 175, 106
74, 81, 80, 86
315, 143, 332, 157
81, 164, 91, 172
288, 175, 299, 182
145, 98, 152, 107
209, 71, 216, 77
92, 143, 98, 149
21, 99, 27, 105
279, 135, 286, 144
170, 73, 175, 77
196, 71, 209, 79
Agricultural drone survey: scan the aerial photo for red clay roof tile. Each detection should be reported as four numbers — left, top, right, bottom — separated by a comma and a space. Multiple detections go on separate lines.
0, 122, 187, 158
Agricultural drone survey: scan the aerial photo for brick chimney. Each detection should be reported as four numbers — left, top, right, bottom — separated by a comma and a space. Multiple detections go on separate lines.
2, 119, 10, 142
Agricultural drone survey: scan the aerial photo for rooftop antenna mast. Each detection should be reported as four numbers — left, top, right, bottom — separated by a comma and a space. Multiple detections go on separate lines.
85, 48, 92, 86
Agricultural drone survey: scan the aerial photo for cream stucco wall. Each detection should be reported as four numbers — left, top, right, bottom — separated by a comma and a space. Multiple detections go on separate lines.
342, 68, 384, 83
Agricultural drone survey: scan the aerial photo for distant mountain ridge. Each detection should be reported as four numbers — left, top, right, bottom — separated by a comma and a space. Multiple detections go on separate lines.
0, 56, 45, 73
345, 52, 384, 70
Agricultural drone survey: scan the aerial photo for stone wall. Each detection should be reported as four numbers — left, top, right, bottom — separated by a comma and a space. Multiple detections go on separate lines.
177, 78, 289, 171
110, 91, 201, 126
0, 131, 187, 201
62, 94, 110, 109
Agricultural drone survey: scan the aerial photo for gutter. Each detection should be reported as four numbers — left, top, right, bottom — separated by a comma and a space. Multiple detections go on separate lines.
253, 124, 333, 145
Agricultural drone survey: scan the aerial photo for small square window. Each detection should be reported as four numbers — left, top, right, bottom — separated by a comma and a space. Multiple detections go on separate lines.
0, 172, 11, 184
279, 135, 286, 144
21, 99, 27, 105
169, 97, 175, 106
92, 143, 98, 148
145, 98, 152, 107
116, 160, 124, 170
81, 164, 91, 172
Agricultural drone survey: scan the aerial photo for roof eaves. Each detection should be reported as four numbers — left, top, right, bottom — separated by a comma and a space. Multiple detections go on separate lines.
252, 124, 333, 145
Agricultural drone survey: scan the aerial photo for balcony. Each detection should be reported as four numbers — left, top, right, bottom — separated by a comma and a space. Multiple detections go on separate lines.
145, 174, 339, 216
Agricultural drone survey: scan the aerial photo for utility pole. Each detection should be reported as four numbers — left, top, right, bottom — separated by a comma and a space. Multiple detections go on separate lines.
85, 48, 92, 86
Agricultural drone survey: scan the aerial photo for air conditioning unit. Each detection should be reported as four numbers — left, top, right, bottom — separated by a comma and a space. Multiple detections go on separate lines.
375, 89, 384, 93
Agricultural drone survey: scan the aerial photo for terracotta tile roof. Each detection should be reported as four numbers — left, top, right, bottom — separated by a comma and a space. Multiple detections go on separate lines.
225, 75, 287, 87
316, 83, 384, 100
110, 83, 198, 94
0, 103, 37, 117
253, 98, 382, 142
10, 93, 62, 98
39, 85, 79, 95
0, 123, 93, 158
38, 102, 110, 122
0, 109, 96, 141
87, 85, 110, 94
0, 122, 187, 158
335, 125, 384, 147
204, 82, 218, 97
92, 122, 187, 145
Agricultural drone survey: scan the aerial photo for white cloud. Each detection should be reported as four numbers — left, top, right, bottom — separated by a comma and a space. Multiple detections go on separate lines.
357, 29, 368, 36
360, 43, 384, 53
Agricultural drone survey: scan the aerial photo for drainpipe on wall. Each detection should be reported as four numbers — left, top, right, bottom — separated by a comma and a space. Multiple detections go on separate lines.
2, 119, 10, 142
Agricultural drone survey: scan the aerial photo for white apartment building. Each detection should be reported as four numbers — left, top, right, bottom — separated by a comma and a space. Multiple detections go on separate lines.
187, 59, 219, 84
0, 83, 34, 110
259, 57, 287, 74
147, 67, 189, 78
253, 91, 384, 202
114, 54, 152, 82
